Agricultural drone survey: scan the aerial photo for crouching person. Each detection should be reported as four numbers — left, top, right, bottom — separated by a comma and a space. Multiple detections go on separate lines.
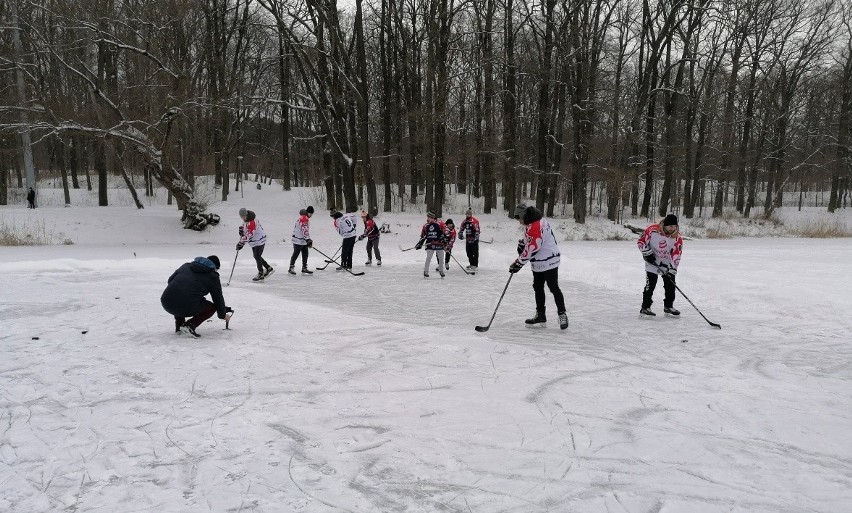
160, 255, 233, 338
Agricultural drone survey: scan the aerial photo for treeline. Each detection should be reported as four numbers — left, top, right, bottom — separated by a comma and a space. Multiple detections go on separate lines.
1, 0, 850, 224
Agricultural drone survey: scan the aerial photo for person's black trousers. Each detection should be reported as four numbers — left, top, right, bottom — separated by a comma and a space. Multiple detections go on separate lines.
466, 242, 479, 267
642, 271, 675, 309
289, 244, 308, 267
252, 245, 270, 273
532, 267, 566, 314
341, 237, 356, 268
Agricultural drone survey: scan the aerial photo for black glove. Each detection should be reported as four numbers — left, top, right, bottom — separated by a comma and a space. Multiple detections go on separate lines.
664, 266, 677, 278
517, 239, 525, 256
306, 239, 313, 248
458, 234, 464, 240
358, 235, 365, 241
238, 226, 245, 236
236, 242, 245, 251
415, 241, 423, 250
642, 249, 656, 264
509, 260, 523, 273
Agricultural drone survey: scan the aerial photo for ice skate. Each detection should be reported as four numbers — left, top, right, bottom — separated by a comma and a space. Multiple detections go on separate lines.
558, 311, 569, 330
525, 311, 547, 325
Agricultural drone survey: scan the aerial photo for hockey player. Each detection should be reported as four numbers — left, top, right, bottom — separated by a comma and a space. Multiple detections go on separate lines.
160, 255, 233, 338
637, 214, 683, 317
415, 211, 448, 278
289, 206, 314, 275
440, 219, 457, 271
359, 211, 382, 266
332, 208, 358, 270
237, 207, 273, 281
458, 208, 481, 271
509, 204, 568, 330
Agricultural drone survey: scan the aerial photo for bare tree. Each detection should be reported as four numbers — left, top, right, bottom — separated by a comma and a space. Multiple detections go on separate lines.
829, 4, 851, 212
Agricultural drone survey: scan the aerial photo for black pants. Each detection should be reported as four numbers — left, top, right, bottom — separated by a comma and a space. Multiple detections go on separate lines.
366, 238, 381, 262
27, 200, 35, 208
444, 249, 452, 266
174, 300, 216, 330
341, 237, 356, 268
289, 244, 308, 268
532, 267, 566, 314
466, 242, 479, 267
252, 244, 271, 273
642, 271, 675, 309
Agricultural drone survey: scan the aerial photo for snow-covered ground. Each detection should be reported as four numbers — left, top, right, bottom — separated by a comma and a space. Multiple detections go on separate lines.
1, 184, 851, 512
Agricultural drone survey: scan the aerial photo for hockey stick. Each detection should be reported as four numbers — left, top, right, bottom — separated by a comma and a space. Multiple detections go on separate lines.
224, 309, 234, 330
311, 247, 365, 276
316, 245, 342, 270
225, 250, 239, 286
449, 252, 475, 275
480, 238, 494, 244
399, 238, 426, 252
674, 282, 721, 329
475, 273, 515, 332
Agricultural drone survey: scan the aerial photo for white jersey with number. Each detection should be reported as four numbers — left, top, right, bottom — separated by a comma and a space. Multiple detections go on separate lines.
336, 213, 358, 238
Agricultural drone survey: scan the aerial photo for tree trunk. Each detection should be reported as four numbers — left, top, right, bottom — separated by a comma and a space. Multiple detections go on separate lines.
277, 31, 292, 191
501, 0, 517, 214
535, 0, 556, 212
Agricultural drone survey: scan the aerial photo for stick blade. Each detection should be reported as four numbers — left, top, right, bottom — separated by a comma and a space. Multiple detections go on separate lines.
710, 323, 722, 330
352, 272, 365, 276
474, 326, 489, 332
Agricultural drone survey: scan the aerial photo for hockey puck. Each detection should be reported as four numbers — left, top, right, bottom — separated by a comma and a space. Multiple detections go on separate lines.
32, 336, 39, 340
82, 330, 88, 334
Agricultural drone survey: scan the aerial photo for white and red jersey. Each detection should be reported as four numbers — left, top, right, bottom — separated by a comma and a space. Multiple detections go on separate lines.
637, 223, 683, 273
291, 214, 310, 245
445, 227, 457, 252
459, 216, 480, 242
239, 211, 267, 248
335, 212, 358, 238
518, 217, 560, 272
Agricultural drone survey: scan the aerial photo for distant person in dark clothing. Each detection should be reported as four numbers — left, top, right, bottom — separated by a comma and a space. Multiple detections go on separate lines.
27, 188, 35, 208
160, 255, 232, 338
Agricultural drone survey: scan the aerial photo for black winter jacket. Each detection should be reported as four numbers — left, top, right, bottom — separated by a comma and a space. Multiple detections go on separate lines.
160, 257, 228, 318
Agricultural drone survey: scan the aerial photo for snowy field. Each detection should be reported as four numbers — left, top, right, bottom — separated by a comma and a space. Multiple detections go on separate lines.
2, 185, 851, 512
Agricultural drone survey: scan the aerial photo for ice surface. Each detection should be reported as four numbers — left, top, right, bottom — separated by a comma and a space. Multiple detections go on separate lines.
1, 187, 850, 512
